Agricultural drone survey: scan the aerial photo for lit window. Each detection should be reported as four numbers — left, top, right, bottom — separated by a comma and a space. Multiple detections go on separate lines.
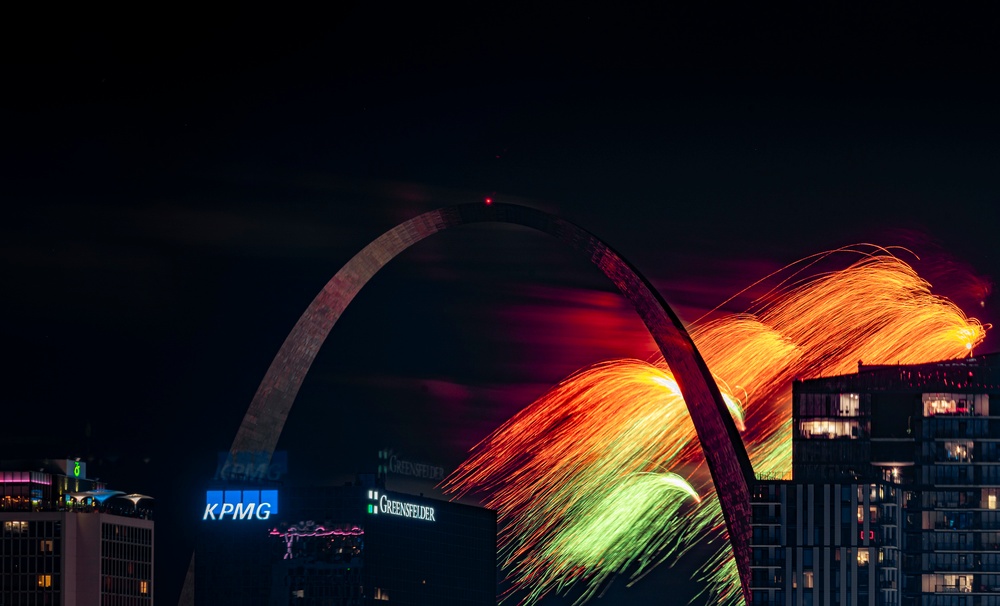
37, 574, 52, 588
923, 393, 984, 416
40, 540, 53, 552
944, 574, 972, 592
944, 441, 974, 462
857, 550, 870, 565
139, 580, 149, 595
4, 521, 28, 533
838, 394, 860, 416
798, 419, 859, 439
803, 571, 814, 589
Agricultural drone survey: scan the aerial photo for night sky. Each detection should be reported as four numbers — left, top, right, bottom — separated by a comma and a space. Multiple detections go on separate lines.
3, 5, 1000, 604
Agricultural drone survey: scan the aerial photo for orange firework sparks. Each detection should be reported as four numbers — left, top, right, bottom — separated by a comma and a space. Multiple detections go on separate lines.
444, 248, 987, 606
693, 251, 987, 472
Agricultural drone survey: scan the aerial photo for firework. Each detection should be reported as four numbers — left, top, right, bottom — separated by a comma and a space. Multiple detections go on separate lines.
444, 250, 987, 605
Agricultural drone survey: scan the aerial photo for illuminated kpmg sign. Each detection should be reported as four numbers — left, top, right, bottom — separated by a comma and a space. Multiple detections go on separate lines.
203, 489, 279, 521
366, 490, 435, 522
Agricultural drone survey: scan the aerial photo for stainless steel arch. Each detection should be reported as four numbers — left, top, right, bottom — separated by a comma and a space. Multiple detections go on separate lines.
231, 203, 755, 602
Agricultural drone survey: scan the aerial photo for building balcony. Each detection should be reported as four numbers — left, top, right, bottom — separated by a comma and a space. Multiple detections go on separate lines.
750, 582, 784, 590
935, 585, 973, 593
752, 516, 782, 524
928, 584, 1000, 594
0, 498, 153, 520
750, 533, 782, 545
930, 565, 980, 573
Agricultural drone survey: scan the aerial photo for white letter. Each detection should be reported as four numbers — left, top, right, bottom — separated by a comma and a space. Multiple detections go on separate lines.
220, 503, 235, 518
233, 502, 256, 520
203, 504, 218, 520
256, 503, 272, 520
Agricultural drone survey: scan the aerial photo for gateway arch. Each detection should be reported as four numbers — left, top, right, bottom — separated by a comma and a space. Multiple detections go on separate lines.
208, 202, 755, 603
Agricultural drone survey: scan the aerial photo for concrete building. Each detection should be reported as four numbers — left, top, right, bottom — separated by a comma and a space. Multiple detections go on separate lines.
749, 479, 902, 606
0, 459, 154, 605
751, 354, 1000, 606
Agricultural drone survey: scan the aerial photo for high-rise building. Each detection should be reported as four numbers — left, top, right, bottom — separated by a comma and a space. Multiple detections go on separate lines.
749, 478, 902, 606
0, 458, 154, 605
750, 353, 1000, 606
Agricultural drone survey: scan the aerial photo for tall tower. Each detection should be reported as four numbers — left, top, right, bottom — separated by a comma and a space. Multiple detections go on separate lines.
0, 459, 154, 605
755, 354, 1000, 606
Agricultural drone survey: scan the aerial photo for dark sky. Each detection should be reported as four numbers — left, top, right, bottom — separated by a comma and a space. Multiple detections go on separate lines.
3, 4, 1000, 604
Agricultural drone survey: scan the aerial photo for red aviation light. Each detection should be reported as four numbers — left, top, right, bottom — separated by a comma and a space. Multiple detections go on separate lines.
484, 197, 493, 206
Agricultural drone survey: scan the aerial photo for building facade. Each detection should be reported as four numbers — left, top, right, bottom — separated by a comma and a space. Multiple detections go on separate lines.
195, 476, 496, 606
749, 479, 902, 606
0, 459, 154, 605
752, 354, 1000, 606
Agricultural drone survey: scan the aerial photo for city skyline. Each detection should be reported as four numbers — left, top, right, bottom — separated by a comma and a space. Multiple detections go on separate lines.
3, 5, 999, 604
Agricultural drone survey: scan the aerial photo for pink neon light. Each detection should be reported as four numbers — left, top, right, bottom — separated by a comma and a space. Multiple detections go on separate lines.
268, 524, 363, 538
0, 472, 52, 485
269, 523, 363, 560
